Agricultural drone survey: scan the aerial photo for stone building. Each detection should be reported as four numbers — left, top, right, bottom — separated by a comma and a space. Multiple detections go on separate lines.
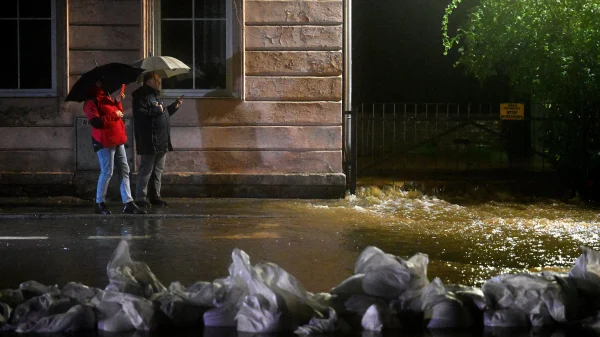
0, 0, 346, 198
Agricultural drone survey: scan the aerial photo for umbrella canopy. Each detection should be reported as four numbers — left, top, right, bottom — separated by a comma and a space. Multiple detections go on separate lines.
66, 63, 145, 102
132, 56, 191, 80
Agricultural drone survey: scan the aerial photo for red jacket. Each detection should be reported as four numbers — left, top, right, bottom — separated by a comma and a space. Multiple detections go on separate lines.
83, 87, 127, 148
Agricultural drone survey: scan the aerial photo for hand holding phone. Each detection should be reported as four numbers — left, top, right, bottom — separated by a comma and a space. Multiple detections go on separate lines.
116, 84, 126, 102
175, 95, 184, 108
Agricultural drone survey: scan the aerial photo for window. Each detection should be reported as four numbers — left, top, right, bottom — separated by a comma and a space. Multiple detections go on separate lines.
0, 0, 56, 96
155, 0, 239, 97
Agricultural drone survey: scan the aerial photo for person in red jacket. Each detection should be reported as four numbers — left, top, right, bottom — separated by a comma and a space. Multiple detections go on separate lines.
84, 80, 145, 214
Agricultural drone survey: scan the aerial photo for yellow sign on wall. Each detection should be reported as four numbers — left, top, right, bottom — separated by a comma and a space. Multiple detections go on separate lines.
500, 103, 525, 120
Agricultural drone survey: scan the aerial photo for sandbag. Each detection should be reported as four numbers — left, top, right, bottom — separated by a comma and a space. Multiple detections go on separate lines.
294, 308, 343, 335
0, 302, 11, 326
15, 304, 96, 333
569, 246, 600, 296
331, 274, 366, 297
256, 261, 326, 323
0, 289, 24, 308
229, 249, 284, 333
361, 252, 429, 301
19, 281, 58, 300
421, 278, 477, 329
105, 240, 166, 299
360, 303, 400, 331
93, 290, 155, 332
152, 291, 208, 327
482, 273, 568, 327
9, 293, 57, 326
61, 282, 102, 303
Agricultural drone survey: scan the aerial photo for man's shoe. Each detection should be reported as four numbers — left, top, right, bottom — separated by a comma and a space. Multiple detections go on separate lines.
123, 201, 147, 214
95, 202, 111, 215
150, 198, 169, 207
136, 200, 151, 207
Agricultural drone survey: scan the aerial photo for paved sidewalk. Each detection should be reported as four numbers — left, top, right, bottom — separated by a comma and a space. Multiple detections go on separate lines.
0, 196, 295, 219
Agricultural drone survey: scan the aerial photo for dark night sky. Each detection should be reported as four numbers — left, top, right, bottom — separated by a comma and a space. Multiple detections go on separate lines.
352, 0, 510, 104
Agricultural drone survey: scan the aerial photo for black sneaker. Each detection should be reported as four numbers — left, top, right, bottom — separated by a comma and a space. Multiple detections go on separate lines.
136, 200, 151, 207
150, 198, 169, 207
123, 201, 147, 214
95, 202, 111, 215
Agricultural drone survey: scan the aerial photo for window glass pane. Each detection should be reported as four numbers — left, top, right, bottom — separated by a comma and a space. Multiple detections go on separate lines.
195, 21, 226, 89
20, 0, 51, 18
0, 0, 17, 18
195, 0, 226, 19
20, 20, 52, 89
161, 21, 193, 89
0, 21, 18, 89
161, 0, 192, 18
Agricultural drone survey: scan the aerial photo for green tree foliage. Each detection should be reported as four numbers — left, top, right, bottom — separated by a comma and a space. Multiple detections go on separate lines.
443, 0, 600, 196
443, 0, 600, 105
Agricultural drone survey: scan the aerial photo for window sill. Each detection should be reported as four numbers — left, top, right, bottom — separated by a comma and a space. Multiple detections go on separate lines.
160, 89, 241, 99
0, 90, 57, 98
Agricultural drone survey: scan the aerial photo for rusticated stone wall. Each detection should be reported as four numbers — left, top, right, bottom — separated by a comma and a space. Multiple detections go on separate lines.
0, 0, 346, 198
154, 0, 345, 196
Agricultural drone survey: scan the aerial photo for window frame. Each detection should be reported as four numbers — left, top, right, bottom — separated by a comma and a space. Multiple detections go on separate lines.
153, 0, 239, 98
0, 0, 57, 97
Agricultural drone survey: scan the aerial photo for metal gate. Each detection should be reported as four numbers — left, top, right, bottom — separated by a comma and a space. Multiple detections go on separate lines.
343, 103, 563, 192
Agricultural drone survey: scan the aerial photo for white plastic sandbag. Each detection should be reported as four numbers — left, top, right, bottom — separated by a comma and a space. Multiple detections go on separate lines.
202, 278, 244, 328
0, 289, 24, 309
18, 281, 58, 299
294, 308, 342, 335
359, 247, 430, 301
569, 246, 600, 296
0, 302, 11, 326
256, 261, 326, 323
9, 293, 56, 326
229, 249, 284, 333
61, 282, 102, 303
421, 278, 478, 329
152, 292, 209, 327
106, 240, 167, 298
355, 246, 402, 274
360, 303, 401, 331
482, 273, 567, 327
331, 274, 366, 297
15, 304, 96, 333
344, 294, 387, 317
94, 290, 155, 332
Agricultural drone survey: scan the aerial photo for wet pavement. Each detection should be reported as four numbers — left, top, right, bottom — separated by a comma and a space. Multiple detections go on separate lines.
0, 187, 599, 337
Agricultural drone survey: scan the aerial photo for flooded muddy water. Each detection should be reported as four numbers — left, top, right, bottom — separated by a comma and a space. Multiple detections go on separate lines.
0, 185, 598, 294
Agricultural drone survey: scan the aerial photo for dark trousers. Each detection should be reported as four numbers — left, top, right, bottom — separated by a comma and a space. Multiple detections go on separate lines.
135, 152, 167, 201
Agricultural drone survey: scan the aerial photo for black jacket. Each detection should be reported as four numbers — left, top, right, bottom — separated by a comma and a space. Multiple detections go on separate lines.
132, 85, 179, 155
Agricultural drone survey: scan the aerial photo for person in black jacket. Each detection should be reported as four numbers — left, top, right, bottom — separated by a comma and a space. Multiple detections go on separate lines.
132, 72, 183, 207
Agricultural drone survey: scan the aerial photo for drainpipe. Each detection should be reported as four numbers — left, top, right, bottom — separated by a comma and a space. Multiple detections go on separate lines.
343, 0, 352, 111
343, 0, 356, 193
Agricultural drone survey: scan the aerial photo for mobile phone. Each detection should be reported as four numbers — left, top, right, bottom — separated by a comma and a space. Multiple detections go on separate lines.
120, 84, 126, 96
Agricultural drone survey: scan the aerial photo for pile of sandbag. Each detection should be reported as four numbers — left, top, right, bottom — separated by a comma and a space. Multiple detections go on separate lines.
2, 241, 600, 335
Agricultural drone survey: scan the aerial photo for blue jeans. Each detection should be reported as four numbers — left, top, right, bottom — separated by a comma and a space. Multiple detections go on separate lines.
96, 145, 134, 204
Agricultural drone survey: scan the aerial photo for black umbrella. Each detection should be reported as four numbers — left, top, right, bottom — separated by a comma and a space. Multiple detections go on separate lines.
65, 62, 145, 102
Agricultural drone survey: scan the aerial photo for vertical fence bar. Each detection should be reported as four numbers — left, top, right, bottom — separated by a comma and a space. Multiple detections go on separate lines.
372, 104, 375, 167
351, 104, 358, 194
393, 103, 397, 177
361, 102, 365, 165
382, 104, 385, 174
404, 104, 407, 170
